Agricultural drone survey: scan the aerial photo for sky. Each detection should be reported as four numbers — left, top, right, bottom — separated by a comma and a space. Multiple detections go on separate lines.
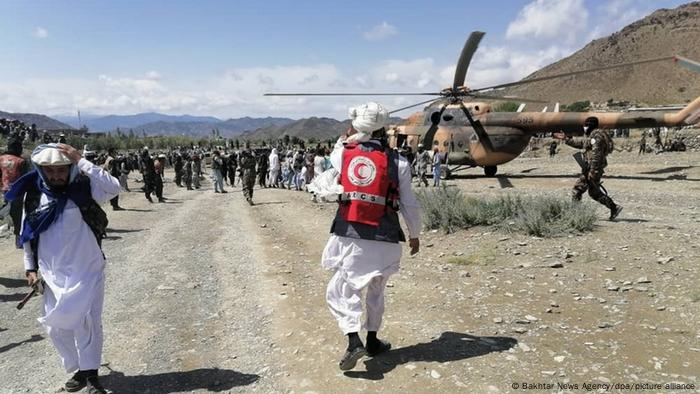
0, 0, 690, 120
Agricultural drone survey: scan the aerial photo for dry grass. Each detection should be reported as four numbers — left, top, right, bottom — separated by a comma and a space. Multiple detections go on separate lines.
416, 186, 598, 237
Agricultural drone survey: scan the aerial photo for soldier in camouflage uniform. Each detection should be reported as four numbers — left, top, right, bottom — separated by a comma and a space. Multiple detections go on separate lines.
183, 154, 194, 190
239, 149, 257, 205
140, 149, 157, 203
555, 117, 623, 221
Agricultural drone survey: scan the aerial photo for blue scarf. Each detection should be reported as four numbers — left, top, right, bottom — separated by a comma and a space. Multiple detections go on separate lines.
4, 169, 92, 248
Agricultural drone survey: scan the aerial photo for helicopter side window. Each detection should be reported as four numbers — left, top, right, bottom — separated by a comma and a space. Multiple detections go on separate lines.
443, 141, 449, 147
442, 114, 454, 122
430, 112, 442, 124
433, 140, 439, 146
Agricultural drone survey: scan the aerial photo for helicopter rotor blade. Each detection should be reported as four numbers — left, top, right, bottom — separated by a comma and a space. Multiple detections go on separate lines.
674, 55, 700, 74
458, 101, 493, 152
471, 56, 675, 92
453, 31, 486, 91
469, 93, 548, 103
389, 98, 442, 114
264, 92, 441, 96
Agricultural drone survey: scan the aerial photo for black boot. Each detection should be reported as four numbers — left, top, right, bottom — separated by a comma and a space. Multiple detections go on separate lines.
610, 205, 623, 221
64, 370, 88, 392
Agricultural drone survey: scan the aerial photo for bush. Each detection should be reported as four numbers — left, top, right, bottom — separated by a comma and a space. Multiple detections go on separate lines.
416, 187, 597, 237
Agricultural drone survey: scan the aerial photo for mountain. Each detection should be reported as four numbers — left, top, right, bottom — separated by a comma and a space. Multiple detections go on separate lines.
52, 112, 294, 136
502, 2, 700, 106
0, 111, 73, 130
241, 117, 350, 141
134, 116, 294, 136
54, 112, 223, 132
240, 116, 406, 141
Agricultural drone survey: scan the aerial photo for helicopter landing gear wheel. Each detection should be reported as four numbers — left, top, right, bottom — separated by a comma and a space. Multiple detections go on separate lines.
440, 167, 452, 180
484, 165, 497, 177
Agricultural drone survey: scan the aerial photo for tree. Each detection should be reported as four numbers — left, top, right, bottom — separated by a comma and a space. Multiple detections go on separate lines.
282, 134, 290, 146
493, 101, 520, 112
563, 101, 591, 112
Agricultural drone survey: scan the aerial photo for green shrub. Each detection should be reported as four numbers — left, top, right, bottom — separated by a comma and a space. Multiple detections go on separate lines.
416, 187, 597, 237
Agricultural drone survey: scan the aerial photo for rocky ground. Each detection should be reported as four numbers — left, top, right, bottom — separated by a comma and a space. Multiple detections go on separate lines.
1, 145, 698, 393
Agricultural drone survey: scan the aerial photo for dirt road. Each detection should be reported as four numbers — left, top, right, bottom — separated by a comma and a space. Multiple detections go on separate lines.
1, 148, 698, 393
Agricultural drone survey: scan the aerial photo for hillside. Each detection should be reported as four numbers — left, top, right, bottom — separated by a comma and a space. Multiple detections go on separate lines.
52, 113, 295, 136
136, 116, 294, 136
240, 116, 406, 141
0, 111, 73, 130
240, 117, 350, 141
502, 1, 700, 106
54, 113, 222, 132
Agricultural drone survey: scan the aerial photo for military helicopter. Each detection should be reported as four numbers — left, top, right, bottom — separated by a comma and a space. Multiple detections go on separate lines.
266, 32, 700, 178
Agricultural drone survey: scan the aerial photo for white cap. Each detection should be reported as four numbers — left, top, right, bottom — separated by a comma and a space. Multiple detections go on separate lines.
349, 102, 389, 134
31, 146, 71, 166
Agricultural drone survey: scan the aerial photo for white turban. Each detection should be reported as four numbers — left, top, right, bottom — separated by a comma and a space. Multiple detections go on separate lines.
349, 102, 389, 134
31, 144, 80, 183
31, 144, 72, 166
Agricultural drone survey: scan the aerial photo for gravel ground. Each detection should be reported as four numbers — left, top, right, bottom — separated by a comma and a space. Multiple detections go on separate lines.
1, 143, 699, 394
0, 174, 281, 394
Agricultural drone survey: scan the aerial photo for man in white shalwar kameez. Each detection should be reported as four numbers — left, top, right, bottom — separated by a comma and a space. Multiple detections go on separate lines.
321, 102, 421, 371
268, 148, 280, 188
7, 143, 120, 393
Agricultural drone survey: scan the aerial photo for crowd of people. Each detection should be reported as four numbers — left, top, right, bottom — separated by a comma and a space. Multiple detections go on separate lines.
2, 99, 649, 392
1, 118, 38, 142
638, 127, 688, 154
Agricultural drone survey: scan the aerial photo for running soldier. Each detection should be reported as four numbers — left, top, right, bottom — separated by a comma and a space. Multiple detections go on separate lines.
554, 117, 623, 220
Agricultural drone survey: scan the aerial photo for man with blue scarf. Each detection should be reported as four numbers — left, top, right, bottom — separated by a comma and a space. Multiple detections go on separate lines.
4, 143, 120, 394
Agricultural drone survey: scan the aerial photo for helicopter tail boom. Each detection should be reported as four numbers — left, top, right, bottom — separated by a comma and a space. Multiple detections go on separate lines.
479, 95, 700, 134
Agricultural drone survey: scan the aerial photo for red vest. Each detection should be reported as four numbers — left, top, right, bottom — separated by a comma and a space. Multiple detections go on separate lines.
331, 142, 404, 243
0, 154, 25, 192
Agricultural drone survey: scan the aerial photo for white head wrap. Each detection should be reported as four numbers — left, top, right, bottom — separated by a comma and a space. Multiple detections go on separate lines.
31, 144, 72, 166
347, 102, 389, 143
31, 144, 80, 183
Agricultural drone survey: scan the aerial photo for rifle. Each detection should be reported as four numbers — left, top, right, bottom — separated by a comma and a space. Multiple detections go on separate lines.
572, 152, 608, 196
572, 151, 589, 173
16, 279, 45, 310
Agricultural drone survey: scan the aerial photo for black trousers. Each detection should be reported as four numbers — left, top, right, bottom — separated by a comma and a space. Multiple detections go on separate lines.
155, 176, 163, 199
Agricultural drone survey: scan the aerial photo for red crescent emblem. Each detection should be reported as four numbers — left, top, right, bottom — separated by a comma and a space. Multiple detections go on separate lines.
354, 163, 367, 180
